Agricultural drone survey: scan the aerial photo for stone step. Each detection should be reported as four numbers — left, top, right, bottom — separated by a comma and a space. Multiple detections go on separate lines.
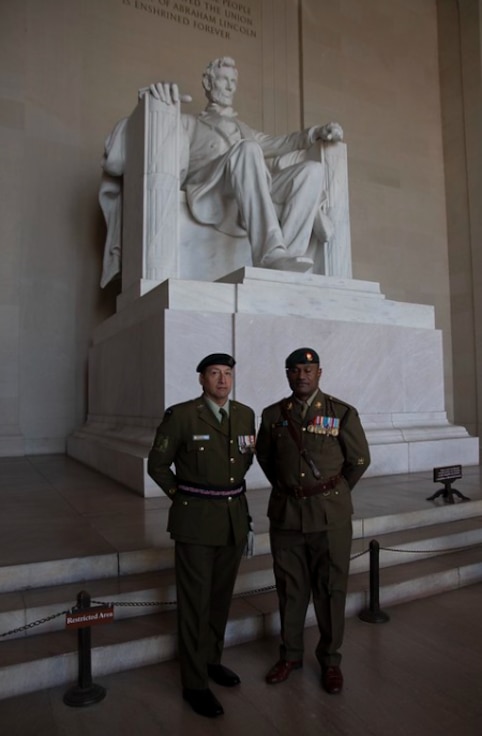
1, 490, 481, 596
1, 514, 481, 641
350, 514, 482, 573
1, 546, 481, 701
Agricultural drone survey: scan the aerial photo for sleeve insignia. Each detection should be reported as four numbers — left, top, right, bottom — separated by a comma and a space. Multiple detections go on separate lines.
154, 435, 169, 452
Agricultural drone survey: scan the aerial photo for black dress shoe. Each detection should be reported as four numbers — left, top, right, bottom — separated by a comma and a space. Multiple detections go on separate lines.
265, 659, 303, 684
182, 688, 224, 718
321, 665, 344, 694
207, 663, 241, 687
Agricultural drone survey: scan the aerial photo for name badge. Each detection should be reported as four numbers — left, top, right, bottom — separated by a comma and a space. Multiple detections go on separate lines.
193, 434, 210, 441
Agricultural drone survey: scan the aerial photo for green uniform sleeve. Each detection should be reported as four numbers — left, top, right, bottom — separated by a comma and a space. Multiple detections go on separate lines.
147, 409, 179, 499
338, 407, 371, 489
255, 409, 277, 487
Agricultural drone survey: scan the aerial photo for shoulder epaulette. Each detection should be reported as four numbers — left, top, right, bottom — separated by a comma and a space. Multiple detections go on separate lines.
326, 394, 357, 412
162, 397, 202, 418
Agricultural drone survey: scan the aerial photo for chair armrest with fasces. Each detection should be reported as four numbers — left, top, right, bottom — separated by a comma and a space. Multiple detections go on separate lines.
266, 141, 352, 278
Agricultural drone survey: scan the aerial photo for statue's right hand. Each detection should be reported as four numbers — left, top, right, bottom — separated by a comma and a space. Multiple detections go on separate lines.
139, 82, 192, 105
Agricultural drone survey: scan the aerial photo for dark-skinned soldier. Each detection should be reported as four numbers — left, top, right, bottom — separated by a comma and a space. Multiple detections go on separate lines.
256, 348, 370, 694
147, 353, 255, 718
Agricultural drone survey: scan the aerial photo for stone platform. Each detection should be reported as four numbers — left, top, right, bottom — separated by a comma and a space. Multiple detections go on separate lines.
68, 268, 478, 496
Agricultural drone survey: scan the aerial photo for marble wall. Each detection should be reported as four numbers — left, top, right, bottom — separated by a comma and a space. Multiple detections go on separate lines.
0, 0, 299, 454
301, 0, 453, 411
0, 0, 479, 457
437, 0, 482, 441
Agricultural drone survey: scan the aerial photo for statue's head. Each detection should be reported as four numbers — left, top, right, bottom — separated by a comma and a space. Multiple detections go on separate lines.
202, 57, 238, 107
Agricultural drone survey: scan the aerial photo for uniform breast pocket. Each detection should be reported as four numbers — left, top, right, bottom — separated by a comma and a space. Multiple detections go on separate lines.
305, 432, 344, 464
185, 440, 215, 479
273, 426, 292, 451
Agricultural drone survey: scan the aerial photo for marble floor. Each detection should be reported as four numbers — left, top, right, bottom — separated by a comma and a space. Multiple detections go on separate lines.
0, 585, 480, 735
0, 455, 481, 569
0, 456, 481, 734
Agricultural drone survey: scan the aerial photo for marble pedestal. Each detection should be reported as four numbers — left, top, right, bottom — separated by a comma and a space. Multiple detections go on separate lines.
68, 269, 479, 496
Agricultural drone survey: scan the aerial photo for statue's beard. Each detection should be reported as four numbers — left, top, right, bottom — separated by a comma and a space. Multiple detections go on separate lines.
209, 90, 235, 107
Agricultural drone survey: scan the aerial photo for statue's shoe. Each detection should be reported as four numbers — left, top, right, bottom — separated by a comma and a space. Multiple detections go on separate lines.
264, 255, 314, 273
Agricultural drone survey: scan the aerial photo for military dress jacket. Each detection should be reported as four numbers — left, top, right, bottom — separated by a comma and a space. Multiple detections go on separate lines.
256, 389, 370, 534
148, 396, 255, 546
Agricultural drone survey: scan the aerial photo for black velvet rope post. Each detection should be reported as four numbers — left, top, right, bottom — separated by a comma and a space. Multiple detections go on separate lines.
358, 540, 390, 624
63, 591, 107, 707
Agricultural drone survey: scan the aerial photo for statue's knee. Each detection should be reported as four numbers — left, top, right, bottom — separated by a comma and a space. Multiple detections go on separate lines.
237, 139, 264, 160
300, 160, 324, 193
303, 160, 324, 178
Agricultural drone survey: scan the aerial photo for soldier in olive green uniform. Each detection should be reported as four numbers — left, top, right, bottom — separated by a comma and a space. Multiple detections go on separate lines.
256, 348, 370, 694
148, 353, 255, 718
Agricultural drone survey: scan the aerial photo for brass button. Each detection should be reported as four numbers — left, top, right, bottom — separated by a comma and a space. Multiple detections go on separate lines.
199, 447, 205, 452
230, 457, 235, 463
300, 472, 305, 478
230, 477, 234, 482
302, 427, 306, 432
227, 496, 233, 502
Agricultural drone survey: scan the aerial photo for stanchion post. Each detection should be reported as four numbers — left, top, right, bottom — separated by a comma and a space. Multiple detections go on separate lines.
358, 539, 390, 623
63, 591, 107, 707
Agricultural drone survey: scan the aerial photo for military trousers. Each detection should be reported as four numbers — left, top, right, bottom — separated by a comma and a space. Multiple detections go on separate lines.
270, 522, 352, 668
175, 539, 246, 689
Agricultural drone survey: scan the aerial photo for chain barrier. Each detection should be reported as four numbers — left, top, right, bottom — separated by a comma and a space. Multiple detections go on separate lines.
379, 540, 482, 555
350, 548, 369, 561
2, 538, 481, 639
0, 609, 70, 639
91, 599, 176, 608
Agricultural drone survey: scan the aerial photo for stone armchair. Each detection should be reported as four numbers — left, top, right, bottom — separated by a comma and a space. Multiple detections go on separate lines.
100, 93, 353, 304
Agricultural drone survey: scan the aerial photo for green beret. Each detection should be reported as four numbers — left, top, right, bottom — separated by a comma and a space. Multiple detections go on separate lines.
285, 347, 320, 369
196, 353, 236, 373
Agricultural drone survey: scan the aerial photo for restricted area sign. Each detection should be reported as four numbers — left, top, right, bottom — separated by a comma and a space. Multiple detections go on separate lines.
65, 605, 114, 629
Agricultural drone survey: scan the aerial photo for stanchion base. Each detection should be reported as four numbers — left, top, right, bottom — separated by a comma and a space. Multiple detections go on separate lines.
426, 485, 471, 504
63, 683, 106, 707
358, 609, 390, 624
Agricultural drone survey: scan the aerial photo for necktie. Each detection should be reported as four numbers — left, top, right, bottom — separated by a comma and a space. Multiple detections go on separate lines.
219, 407, 228, 426
300, 402, 309, 420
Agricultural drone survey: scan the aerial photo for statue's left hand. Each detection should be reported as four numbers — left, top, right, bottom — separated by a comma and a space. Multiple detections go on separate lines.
138, 82, 192, 105
314, 122, 344, 142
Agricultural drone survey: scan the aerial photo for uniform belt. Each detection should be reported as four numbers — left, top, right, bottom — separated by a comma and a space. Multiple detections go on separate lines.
290, 474, 342, 500
177, 480, 246, 499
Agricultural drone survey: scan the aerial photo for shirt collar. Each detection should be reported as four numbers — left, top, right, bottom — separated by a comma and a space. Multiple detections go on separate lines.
204, 396, 230, 420
294, 389, 319, 408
